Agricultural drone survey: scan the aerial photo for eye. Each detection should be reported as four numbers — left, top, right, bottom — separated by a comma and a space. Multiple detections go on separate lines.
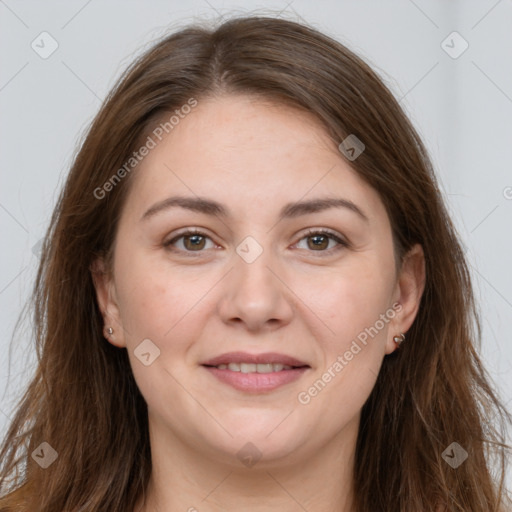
163, 228, 348, 256
164, 229, 216, 254
294, 229, 348, 254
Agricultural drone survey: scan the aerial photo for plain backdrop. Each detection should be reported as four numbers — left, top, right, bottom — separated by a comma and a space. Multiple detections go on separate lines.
1, 0, 511, 489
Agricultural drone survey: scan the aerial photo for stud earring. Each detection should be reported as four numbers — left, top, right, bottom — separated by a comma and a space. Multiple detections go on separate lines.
393, 332, 405, 347
105, 326, 114, 336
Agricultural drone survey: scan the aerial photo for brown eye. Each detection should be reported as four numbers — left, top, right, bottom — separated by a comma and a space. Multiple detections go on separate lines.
164, 229, 214, 254
182, 234, 206, 251
307, 234, 330, 250
296, 229, 348, 253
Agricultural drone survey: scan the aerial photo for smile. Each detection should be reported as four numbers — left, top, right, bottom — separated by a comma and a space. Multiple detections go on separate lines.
214, 362, 295, 373
200, 351, 311, 392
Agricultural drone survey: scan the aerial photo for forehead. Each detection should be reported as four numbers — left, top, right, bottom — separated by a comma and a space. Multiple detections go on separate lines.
145, 94, 338, 167
122, 94, 385, 223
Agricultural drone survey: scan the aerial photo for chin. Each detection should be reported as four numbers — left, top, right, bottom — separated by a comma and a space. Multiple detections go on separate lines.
209, 422, 308, 466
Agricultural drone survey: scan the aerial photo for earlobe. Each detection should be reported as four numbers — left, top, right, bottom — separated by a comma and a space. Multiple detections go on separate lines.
90, 257, 126, 348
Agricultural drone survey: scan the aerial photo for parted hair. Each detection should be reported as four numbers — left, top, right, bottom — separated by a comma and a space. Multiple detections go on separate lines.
0, 14, 510, 512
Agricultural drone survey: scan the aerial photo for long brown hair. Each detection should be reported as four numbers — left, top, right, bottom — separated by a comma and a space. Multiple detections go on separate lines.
1, 14, 510, 512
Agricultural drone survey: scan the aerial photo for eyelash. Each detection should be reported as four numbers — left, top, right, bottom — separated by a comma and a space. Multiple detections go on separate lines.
163, 228, 348, 257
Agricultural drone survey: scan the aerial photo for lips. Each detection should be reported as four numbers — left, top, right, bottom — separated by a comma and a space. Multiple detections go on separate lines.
201, 351, 309, 368
217, 362, 294, 373
201, 351, 311, 392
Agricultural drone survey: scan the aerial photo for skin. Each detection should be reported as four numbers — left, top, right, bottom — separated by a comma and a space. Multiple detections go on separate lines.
92, 94, 425, 512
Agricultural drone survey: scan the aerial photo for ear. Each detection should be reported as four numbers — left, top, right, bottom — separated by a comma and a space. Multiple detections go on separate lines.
385, 243, 426, 354
90, 256, 126, 348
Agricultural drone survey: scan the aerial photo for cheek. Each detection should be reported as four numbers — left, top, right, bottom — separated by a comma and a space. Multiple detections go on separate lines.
114, 248, 220, 365
113, 247, 190, 343
302, 258, 394, 344
297, 260, 394, 415
113, 252, 213, 410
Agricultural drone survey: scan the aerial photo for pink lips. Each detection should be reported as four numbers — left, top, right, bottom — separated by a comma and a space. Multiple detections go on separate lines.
203, 366, 308, 392
201, 351, 310, 393
201, 351, 309, 367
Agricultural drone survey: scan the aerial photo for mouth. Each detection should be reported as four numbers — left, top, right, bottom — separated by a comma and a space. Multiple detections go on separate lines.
201, 352, 311, 393
206, 362, 305, 373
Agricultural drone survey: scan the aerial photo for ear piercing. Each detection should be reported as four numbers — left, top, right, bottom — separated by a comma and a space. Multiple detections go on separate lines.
393, 332, 405, 347
102, 325, 407, 347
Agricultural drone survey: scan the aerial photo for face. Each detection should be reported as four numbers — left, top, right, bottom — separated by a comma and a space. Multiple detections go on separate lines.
93, 94, 424, 468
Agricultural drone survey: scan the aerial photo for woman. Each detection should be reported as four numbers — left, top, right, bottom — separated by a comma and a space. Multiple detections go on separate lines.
0, 15, 510, 512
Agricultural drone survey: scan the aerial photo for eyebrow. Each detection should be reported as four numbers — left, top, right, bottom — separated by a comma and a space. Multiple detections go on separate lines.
140, 195, 369, 223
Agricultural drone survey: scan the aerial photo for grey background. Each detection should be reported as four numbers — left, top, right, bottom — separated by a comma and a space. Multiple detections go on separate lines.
1, 0, 511, 486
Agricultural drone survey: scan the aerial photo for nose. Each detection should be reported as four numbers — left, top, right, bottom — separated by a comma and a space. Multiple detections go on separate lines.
216, 244, 294, 333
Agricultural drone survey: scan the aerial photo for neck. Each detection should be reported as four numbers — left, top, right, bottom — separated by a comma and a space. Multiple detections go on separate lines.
135, 414, 359, 512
